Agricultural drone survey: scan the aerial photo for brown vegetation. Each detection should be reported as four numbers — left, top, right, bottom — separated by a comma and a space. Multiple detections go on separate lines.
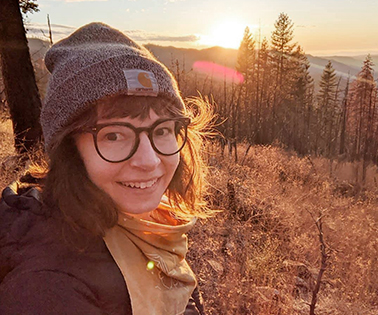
187, 144, 378, 314
0, 119, 19, 187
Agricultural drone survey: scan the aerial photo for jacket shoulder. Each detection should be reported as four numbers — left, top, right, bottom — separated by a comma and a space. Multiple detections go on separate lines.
0, 269, 115, 315
1, 181, 47, 241
0, 182, 47, 282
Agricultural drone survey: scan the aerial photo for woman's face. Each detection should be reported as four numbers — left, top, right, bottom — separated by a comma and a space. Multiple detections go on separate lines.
75, 109, 180, 215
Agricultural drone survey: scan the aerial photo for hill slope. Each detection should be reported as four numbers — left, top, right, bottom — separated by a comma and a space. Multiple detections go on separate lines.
27, 38, 378, 90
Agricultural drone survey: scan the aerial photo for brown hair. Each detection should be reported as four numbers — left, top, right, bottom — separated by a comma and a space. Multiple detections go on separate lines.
38, 95, 213, 237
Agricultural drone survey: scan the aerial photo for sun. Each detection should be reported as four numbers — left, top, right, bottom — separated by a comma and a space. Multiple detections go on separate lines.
200, 20, 247, 49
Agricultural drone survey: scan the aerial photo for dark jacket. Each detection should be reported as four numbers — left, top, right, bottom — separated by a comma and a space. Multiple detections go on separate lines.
0, 183, 204, 315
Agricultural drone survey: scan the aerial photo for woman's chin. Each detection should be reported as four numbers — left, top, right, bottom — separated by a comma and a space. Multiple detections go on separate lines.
117, 199, 161, 217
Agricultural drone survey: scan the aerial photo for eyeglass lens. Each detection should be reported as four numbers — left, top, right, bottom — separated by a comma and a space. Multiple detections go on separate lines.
95, 119, 187, 162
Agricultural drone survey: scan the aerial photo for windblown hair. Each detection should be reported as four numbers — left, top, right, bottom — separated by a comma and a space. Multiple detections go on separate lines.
36, 95, 213, 237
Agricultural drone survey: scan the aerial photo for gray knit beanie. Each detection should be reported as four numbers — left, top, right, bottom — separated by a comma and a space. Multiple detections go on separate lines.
41, 22, 184, 152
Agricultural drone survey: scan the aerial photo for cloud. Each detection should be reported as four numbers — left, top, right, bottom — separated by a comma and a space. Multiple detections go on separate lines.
125, 30, 199, 43
26, 23, 76, 41
64, 0, 108, 2
49, 23, 76, 30
26, 23, 199, 46
297, 25, 316, 29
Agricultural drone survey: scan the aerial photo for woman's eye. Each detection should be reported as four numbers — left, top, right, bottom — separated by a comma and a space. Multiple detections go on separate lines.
105, 133, 120, 141
97, 125, 134, 143
100, 132, 128, 142
154, 127, 173, 137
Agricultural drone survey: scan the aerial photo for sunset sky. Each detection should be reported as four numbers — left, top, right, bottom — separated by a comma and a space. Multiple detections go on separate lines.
26, 0, 378, 56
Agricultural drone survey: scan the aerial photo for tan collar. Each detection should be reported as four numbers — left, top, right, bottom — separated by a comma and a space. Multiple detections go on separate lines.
104, 203, 197, 315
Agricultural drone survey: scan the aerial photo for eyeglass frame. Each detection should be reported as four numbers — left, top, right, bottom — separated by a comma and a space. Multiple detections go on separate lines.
81, 117, 191, 163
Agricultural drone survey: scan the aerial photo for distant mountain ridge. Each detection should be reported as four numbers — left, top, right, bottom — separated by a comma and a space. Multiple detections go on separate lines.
144, 44, 238, 70
28, 38, 378, 88
145, 44, 378, 85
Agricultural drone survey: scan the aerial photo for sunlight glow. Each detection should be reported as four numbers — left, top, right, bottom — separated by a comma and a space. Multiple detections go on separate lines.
200, 19, 248, 49
193, 61, 244, 84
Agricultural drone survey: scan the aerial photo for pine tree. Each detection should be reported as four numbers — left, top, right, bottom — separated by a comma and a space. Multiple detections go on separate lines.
270, 13, 296, 87
317, 60, 338, 157
236, 27, 255, 83
348, 55, 377, 174
270, 13, 297, 140
236, 27, 256, 142
290, 46, 314, 154
256, 37, 272, 143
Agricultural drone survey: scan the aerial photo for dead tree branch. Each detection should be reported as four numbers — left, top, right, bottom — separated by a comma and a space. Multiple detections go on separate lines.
308, 210, 329, 315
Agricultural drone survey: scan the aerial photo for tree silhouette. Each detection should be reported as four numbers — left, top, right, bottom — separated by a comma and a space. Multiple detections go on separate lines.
317, 60, 338, 157
290, 46, 314, 154
0, 0, 42, 153
347, 55, 377, 180
236, 27, 256, 143
270, 13, 297, 140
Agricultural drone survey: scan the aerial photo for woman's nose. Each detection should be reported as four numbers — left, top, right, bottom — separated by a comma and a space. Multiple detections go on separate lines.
128, 133, 160, 170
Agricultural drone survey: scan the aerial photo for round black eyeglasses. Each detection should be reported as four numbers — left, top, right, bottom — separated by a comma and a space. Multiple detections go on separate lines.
83, 117, 190, 163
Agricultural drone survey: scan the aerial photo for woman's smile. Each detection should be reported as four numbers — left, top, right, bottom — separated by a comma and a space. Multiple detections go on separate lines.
75, 109, 180, 215
117, 177, 159, 189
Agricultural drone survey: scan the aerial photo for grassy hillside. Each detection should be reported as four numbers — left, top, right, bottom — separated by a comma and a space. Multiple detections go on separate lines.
188, 145, 378, 314
1, 120, 378, 314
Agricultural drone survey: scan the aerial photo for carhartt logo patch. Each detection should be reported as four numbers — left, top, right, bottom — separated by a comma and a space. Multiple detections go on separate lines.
123, 70, 159, 96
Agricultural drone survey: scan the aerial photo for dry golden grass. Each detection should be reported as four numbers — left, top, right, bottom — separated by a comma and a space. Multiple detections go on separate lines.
188, 144, 378, 314
0, 120, 46, 191
0, 119, 20, 190
1, 121, 377, 314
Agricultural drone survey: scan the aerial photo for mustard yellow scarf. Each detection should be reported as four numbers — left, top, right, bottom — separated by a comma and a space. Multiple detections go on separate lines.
103, 200, 197, 315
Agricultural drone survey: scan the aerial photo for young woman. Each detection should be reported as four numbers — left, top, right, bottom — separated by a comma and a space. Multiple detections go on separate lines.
0, 22, 211, 315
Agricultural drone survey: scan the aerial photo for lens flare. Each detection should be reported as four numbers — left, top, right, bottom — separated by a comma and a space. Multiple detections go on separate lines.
193, 61, 244, 84
147, 261, 155, 270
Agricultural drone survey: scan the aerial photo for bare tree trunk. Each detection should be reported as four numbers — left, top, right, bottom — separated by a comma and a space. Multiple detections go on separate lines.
327, 77, 341, 158
0, 0, 42, 153
362, 84, 375, 184
339, 78, 350, 156
309, 213, 329, 315
47, 14, 53, 46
